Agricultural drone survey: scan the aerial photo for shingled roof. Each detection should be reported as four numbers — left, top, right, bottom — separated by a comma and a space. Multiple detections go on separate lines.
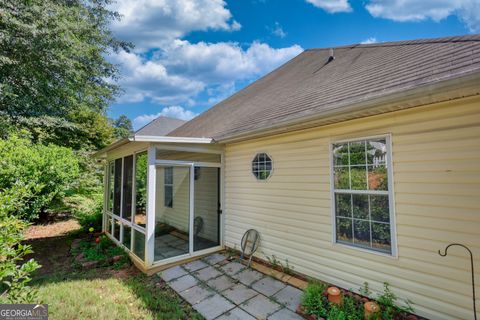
135, 116, 186, 136
169, 35, 480, 141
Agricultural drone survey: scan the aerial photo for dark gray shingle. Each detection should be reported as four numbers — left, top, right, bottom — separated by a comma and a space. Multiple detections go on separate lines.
168, 35, 480, 140
135, 116, 186, 136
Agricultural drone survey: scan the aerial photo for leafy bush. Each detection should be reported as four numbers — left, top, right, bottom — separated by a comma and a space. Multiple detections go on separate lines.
376, 283, 414, 319
0, 135, 80, 221
74, 236, 129, 268
0, 189, 40, 303
301, 282, 328, 317
301, 282, 414, 320
65, 193, 103, 232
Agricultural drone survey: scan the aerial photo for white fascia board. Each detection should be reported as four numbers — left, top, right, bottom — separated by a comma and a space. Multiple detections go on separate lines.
132, 135, 214, 144
93, 136, 214, 158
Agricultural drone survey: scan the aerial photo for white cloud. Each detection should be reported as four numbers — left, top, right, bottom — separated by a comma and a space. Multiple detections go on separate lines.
112, 41, 303, 105
160, 40, 303, 83
271, 22, 287, 38
108, 0, 304, 114
306, 0, 352, 13
110, 50, 205, 104
110, 0, 241, 50
361, 37, 378, 44
365, 0, 480, 32
133, 106, 197, 128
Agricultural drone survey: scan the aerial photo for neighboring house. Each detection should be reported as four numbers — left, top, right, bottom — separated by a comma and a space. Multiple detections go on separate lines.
95, 35, 480, 320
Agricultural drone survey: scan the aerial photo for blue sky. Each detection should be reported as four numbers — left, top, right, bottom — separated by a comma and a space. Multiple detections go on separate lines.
106, 0, 478, 130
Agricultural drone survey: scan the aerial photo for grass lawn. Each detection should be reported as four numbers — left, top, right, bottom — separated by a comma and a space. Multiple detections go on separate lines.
33, 270, 202, 320
26, 219, 203, 320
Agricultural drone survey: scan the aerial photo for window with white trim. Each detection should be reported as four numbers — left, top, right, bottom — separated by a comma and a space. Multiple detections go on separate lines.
164, 167, 173, 208
332, 136, 394, 254
252, 153, 272, 180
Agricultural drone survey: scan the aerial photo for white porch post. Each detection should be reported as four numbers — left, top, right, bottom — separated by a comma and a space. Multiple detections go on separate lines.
102, 164, 107, 232
145, 144, 156, 267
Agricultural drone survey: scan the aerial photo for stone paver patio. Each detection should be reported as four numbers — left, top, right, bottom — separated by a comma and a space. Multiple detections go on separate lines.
158, 253, 304, 320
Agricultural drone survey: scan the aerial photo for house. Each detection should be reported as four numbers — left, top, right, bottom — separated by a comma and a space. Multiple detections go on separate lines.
95, 35, 480, 320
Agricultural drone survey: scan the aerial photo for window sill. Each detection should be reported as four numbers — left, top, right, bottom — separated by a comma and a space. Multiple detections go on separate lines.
332, 241, 398, 259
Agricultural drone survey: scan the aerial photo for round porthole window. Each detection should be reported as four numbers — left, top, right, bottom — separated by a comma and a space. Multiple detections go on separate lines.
252, 153, 273, 180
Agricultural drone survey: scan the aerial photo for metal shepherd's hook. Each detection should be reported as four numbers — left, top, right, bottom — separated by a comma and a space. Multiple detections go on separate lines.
438, 243, 477, 320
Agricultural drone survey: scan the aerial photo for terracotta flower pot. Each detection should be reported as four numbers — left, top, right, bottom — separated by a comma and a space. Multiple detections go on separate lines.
364, 301, 380, 320
327, 286, 343, 306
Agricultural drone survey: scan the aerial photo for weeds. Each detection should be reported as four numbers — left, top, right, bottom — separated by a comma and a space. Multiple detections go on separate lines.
74, 236, 129, 268
301, 281, 415, 320
301, 281, 328, 318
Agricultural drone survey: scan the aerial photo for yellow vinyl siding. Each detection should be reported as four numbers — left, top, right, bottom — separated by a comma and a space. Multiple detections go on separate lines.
224, 95, 480, 320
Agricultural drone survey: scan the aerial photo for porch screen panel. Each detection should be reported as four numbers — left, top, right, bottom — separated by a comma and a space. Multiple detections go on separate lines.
193, 167, 220, 252
154, 166, 190, 262
107, 161, 114, 212
122, 224, 131, 250
164, 167, 173, 208
134, 152, 147, 227
122, 155, 133, 220
113, 158, 122, 216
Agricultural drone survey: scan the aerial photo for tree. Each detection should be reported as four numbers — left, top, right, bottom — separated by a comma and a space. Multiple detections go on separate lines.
0, 0, 131, 149
112, 115, 133, 139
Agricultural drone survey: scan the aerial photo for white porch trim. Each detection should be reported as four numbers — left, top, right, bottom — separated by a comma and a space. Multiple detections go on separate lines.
145, 145, 157, 267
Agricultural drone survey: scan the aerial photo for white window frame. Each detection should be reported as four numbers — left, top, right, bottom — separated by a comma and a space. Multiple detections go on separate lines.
329, 134, 397, 258
251, 152, 273, 181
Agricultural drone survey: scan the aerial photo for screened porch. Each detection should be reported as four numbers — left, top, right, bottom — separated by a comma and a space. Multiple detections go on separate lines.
102, 141, 223, 271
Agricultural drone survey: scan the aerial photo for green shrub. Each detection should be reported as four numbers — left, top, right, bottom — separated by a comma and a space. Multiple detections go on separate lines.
302, 282, 328, 317
0, 135, 80, 221
376, 282, 414, 319
301, 282, 414, 320
74, 236, 129, 268
65, 193, 103, 232
0, 190, 40, 303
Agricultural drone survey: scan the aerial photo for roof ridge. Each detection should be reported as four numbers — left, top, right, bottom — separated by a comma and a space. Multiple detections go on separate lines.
306, 34, 480, 51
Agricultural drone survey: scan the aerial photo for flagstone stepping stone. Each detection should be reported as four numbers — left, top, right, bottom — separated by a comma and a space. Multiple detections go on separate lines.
251, 277, 286, 297
240, 295, 282, 319
222, 283, 258, 304
232, 268, 264, 286
220, 261, 246, 276
195, 266, 223, 281
183, 259, 208, 272
216, 307, 256, 320
268, 308, 304, 320
272, 285, 303, 311
203, 253, 227, 265
178, 285, 214, 305
193, 294, 235, 320
208, 275, 237, 292
158, 265, 187, 282
169, 274, 198, 292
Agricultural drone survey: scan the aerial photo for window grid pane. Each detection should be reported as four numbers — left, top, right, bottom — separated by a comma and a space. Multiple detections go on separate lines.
333, 137, 392, 254
252, 153, 272, 180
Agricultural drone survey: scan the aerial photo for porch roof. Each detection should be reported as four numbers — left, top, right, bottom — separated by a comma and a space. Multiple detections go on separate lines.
93, 135, 215, 158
